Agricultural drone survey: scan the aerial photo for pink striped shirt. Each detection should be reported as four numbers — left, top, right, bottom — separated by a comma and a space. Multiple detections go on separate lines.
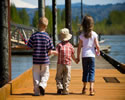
56, 41, 74, 65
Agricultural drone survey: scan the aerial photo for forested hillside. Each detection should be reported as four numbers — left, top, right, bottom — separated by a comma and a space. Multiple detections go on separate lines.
61, 3, 125, 22
10, 3, 125, 35
94, 10, 125, 34
11, 4, 30, 26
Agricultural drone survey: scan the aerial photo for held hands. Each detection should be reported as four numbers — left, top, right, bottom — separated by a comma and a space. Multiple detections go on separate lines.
48, 50, 58, 56
48, 50, 52, 56
75, 58, 80, 64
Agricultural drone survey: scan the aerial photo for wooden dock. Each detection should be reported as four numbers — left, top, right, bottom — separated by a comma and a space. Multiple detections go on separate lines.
0, 48, 125, 100
5, 69, 125, 100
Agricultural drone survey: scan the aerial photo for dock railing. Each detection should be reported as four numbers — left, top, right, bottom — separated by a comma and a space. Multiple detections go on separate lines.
101, 51, 125, 73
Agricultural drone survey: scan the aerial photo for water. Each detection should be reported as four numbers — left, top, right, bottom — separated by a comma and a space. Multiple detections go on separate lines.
100, 35, 125, 64
11, 55, 32, 79
11, 35, 125, 79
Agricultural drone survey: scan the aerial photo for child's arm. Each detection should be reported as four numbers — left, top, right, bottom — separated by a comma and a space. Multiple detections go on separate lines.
77, 39, 82, 63
71, 53, 79, 64
94, 37, 100, 56
48, 50, 58, 56
72, 54, 77, 63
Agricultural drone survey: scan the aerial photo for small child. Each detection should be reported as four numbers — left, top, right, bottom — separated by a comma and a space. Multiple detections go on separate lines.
55, 28, 78, 95
27, 17, 56, 96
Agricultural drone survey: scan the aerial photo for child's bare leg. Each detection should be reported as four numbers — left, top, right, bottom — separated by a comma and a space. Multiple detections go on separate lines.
82, 82, 87, 94
90, 82, 95, 96
90, 82, 94, 89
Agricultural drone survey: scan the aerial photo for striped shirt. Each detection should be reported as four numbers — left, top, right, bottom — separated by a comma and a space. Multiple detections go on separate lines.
56, 41, 74, 65
27, 31, 54, 64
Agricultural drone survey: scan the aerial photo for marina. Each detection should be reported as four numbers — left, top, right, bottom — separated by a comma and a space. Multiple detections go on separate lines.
0, 1, 125, 100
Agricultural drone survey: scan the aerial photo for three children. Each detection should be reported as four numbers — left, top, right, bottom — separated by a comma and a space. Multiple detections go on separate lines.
27, 15, 100, 96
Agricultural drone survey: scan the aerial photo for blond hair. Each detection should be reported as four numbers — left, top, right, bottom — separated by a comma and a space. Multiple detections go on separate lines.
81, 15, 94, 38
38, 17, 48, 29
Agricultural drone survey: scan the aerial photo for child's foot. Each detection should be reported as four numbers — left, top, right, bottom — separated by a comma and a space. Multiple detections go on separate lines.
39, 86, 45, 95
82, 87, 87, 94
33, 93, 40, 96
62, 90, 69, 95
89, 88, 95, 96
57, 89, 63, 95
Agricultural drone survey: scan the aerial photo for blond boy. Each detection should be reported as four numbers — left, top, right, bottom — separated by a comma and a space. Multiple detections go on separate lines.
27, 17, 55, 96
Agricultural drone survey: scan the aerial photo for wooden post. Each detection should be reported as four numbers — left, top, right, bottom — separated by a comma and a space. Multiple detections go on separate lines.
8, 0, 11, 81
38, 0, 45, 19
81, 0, 83, 21
52, 0, 57, 47
0, 0, 9, 87
65, 0, 72, 33
65, 0, 72, 44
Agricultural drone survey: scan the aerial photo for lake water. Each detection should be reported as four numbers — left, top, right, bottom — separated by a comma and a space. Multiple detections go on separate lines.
11, 55, 32, 79
11, 35, 125, 79
100, 35, 125, 64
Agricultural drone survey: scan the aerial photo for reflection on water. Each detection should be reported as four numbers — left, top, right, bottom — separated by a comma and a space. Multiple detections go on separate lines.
11, 55, 32, 79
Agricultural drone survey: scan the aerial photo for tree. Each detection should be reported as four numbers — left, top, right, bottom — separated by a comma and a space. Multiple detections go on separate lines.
32, 6, 53, 35
61, 9, 65, 23
32, 10, 38, 28
10, 3, 22, 24
95, 10, 125, 34
45, 6, 52, 35
72, 16, 79, 35
19, 8, 30, 25
57, 9, 65, 34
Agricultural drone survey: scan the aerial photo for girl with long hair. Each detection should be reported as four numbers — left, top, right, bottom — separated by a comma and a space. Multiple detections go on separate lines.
77, 15, 100, 96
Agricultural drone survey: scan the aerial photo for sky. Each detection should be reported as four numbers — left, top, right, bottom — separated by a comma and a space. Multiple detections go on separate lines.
10, 0, 125, 8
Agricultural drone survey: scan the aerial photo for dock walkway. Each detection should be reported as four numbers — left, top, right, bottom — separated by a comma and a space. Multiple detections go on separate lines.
5, 48, 125, 100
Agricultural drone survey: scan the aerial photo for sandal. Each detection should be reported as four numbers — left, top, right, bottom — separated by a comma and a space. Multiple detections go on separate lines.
82, 87, 87, 94
89, 88, 95, 96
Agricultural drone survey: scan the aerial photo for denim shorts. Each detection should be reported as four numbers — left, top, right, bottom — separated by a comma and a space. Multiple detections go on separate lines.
82, 57, 95, 82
